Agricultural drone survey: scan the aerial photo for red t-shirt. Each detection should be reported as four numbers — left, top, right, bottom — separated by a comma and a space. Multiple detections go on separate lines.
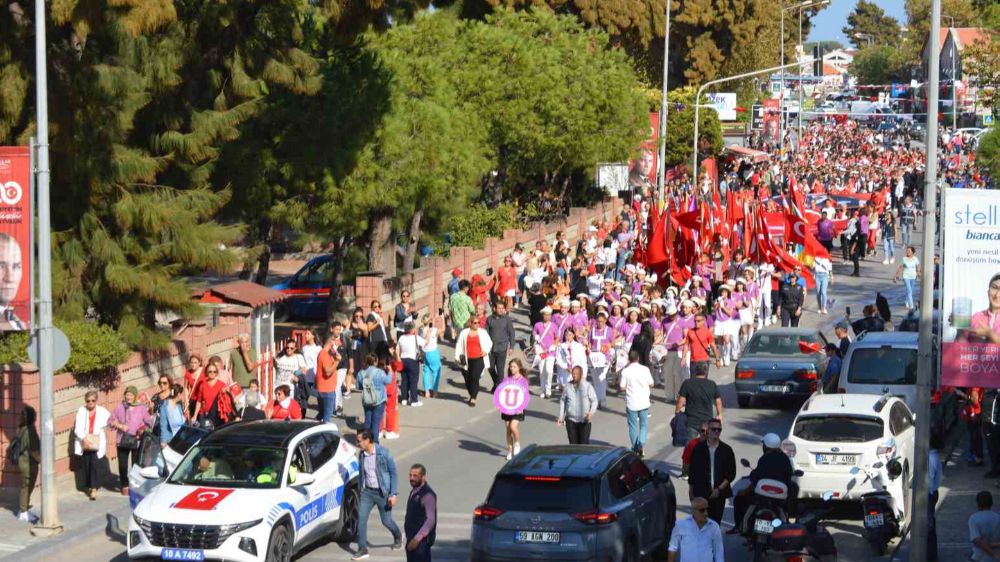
270, 400, 303, 420
686, 327, 714, 362
194, 379, 224, 412
497, 267, 518, 294
88, 410, 96, 434
682, 437, 702, 464
466, 332, 484, 359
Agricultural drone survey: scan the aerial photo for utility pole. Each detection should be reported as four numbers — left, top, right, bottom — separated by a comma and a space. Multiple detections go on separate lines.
910, 1, 941, 560
30, 0, 62, 536
656, 0, 672, 211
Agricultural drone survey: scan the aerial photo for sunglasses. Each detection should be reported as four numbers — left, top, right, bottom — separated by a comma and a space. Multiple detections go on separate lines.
86, 399, 97, 404
207, 369, 218, 374
709, 427, 722, 433
158, 381, 169, 386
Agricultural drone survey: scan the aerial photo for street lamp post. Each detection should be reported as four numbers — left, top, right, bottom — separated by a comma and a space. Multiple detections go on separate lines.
656, 0, 672, 211
692, 60, 813, 183
911, 2, 942, 561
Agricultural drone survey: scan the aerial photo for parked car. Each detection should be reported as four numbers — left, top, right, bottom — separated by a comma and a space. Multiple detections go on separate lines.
734, 328, 830, 409
470, 444, 676, 562
128, 420, 359, 562
269, 255, 335, 320
836, 332, 918, 408
784, 393, 914, 507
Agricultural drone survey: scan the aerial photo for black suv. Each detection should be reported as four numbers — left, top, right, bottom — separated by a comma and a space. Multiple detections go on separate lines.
470, 445, 676, 562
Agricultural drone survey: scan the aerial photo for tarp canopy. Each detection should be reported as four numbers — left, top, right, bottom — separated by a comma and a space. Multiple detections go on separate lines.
724, 145, 770, 163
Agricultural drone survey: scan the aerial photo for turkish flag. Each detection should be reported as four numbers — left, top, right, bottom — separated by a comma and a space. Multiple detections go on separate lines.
785, 213, 808, 246
799, 340, 822, 354
173, 488, 235, 510
675, 209, 702, 230
645, 205, 669, 270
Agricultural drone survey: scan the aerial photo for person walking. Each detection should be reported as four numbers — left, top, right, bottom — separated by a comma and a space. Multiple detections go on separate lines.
158, 384, 187, 447
969, 491, 1000, 562
448, 280, 475, 342
899, 196, 917, 248
882, 210, 897, 264
396, 322, 424, 407
191, 362, 235, 428
74, 391, 110, 500
675, 361, 723, 441
850, 226, 866, 277
532, 307, 558, 398
13, 405, 40, 523
229, 334, 260, 390
683, 313, 721, 387
558, 366, 598, 445
485, 301, 516, 392
619, 349, 654, 458
317, 323, 347, 422
455, 318, 493, 407
274, 339, 308, 414
353, 430, 403, 560
688, 418, 736, 525
110, 385, 152, 496
405, 463, 437, 562
894, 246, 920, 310
357, 354, 392, 443
419, 314, 442, 399
778, 271, 805, 327
500, 359, 529, 459
813, 255, 832, 315
667, 497, 724, 562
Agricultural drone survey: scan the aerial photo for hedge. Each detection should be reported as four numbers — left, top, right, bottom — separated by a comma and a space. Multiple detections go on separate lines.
0, 320, 131, 374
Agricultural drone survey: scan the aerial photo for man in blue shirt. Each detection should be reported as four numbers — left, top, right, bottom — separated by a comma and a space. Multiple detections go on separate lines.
822, 343, 842, 393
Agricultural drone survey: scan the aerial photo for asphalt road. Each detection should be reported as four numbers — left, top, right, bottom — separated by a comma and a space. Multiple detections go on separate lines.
22, 240, 924, 562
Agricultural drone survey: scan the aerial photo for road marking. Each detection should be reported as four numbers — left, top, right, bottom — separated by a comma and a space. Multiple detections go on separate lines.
396, 409, 497, 463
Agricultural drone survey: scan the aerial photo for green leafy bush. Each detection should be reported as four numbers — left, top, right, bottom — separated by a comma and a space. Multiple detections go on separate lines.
447, 203, 524, 250
0, 321, 130, 374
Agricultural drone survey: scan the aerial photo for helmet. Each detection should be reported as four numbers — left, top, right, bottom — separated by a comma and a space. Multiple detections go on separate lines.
762, 433, 782, 450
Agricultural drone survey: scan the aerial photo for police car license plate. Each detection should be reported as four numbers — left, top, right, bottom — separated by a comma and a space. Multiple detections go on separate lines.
161, 549, 205, 561
515, 531, 560, 544
760, 384, 788, 393
864, 513, 885, 528
753, 519, 773, 534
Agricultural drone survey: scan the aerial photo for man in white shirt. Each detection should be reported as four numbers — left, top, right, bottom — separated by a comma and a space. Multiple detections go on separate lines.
619, 349, 654, 458
668, 497, 724, 562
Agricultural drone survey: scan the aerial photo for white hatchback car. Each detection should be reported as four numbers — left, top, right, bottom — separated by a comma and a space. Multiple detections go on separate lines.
128, 420, 360, 562
782, 393, 914, 501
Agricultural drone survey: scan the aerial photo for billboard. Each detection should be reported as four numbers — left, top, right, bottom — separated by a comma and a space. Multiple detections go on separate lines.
705, 93, 738, 121
628, 112, 659, 191
762, 99, 781, 145
0, 147, 31, 330
941, 189, 1000, 387
751, 104, 764, 130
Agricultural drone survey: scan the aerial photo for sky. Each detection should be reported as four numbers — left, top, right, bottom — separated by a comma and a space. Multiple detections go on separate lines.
808, 0, 907, 46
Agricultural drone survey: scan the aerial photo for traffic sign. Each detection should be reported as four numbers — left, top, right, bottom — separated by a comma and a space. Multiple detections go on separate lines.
27, 327, 71, 372
494, 377, 531, 416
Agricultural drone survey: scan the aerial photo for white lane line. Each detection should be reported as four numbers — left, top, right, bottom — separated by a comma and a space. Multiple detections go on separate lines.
395, 409, 496, 463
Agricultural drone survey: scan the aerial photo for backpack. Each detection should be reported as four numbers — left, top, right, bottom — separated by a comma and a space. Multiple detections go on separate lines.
6, 435, 22, 462
360, 368, 381, 407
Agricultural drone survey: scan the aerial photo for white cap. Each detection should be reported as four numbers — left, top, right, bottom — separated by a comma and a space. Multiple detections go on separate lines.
560, 297, 571, 307
665, 304, 678, 315
588, 225, 598, 232
762, 433, 782, 449
570, 300, 581, 308
596, 310, 609, 318
541, 306, 553, 315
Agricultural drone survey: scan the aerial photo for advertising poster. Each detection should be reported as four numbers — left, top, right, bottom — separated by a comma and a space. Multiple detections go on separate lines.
628, 112, 659, 190
751, 105, 764, 130
941, 189, 1000, 387
0, 147, 31, 331
706, 93, 738, 121
762, 99, 781, 145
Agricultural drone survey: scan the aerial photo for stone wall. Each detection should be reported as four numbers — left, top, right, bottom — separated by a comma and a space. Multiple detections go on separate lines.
355, 199, 624, 326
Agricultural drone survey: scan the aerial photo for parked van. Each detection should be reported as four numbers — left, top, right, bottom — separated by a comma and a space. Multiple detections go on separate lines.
837, 331, 919, 407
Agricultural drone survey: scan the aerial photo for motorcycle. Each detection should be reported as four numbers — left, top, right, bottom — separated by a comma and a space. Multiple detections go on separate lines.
769, 491, 839, 562
734, 458, 797, 562
851, 458, 906, 555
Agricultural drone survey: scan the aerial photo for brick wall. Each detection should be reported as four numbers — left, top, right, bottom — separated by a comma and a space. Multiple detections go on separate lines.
0, 315, 252, 487
358, 199, 624, 327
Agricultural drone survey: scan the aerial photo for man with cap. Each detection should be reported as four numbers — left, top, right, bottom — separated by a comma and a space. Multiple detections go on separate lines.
532, 307, 558, 398
587, 308, 615, 408
447, 268, 462, 296
835, 321, 852, 358
731, 432, 794, 534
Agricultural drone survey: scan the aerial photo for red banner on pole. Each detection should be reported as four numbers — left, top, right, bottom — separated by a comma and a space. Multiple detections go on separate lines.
0, 147, 31, 330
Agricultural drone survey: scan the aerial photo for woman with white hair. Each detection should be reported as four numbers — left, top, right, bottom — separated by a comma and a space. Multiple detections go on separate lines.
74, 391, 110, 500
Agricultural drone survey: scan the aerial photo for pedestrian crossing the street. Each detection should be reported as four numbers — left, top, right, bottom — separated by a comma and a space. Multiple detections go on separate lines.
349, 511, 472, 561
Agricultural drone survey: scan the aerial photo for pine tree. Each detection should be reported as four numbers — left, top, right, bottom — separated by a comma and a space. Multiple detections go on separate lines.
843, 0, 902, 48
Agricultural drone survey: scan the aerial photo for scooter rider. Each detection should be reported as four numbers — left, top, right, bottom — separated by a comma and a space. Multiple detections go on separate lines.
730, 433, 795, 534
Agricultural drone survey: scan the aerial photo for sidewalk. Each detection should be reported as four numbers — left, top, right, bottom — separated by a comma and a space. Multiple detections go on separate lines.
0, 471, 132, 561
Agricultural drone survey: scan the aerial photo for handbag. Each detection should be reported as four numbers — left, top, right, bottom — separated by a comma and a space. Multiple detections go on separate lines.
119, 432, 139, 450
82, 433, 101, 452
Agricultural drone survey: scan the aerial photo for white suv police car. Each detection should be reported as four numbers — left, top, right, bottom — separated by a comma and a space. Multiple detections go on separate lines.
128, 420, 360, 562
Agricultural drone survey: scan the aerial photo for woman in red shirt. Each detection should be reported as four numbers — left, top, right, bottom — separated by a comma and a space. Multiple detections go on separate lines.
496, 256, 519, 310
192, 364, 233, 427
961, 387, 985, 466
270, 384, 303, 420
455, 318, 493, 407
380, 357, 401, 439
183, 354, 204, 418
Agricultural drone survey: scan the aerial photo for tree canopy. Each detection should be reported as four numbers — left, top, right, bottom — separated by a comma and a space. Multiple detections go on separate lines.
843, 0, 902, 48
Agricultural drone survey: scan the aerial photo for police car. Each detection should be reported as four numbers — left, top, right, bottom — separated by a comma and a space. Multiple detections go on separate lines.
128, 420, 360, 562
